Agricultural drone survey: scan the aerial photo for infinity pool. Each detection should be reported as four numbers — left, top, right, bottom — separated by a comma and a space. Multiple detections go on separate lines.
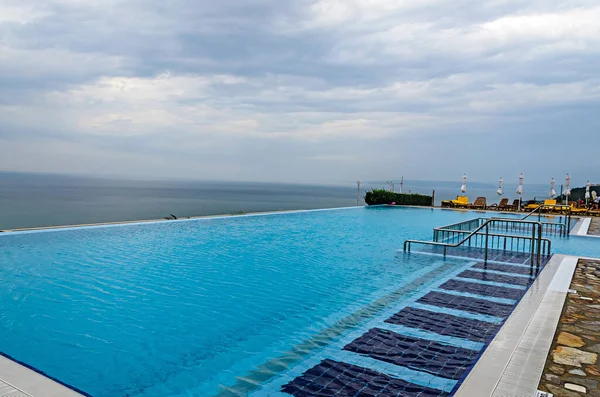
0, 207, 598, 396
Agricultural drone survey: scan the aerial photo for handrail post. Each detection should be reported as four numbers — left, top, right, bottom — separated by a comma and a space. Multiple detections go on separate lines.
531, 225, 536, 266
484, 224, 489, 263
537, 223, 542, 266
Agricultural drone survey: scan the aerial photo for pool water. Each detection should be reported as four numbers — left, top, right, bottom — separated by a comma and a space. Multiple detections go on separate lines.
0, 207, 598, 396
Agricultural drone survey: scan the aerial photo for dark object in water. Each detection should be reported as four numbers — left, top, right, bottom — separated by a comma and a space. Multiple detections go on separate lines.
170, 214, 178, 220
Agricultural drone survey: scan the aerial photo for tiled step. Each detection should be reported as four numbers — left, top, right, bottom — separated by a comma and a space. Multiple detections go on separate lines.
439, 279, 525, 301
417, 291, 514, 317
471, 262, 539, 275
456, 270, 532, 286
281, 359, 448, 397
385, 307, 502, 343
280, 250, 548, 397
342, 328, 479, 380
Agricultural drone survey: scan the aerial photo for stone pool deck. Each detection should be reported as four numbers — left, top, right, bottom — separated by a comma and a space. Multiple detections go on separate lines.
589, 218, 600, 236
537, 258, 600, 396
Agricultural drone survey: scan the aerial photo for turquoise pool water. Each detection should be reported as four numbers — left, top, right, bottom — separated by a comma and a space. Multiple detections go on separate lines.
0, 207, 598, 396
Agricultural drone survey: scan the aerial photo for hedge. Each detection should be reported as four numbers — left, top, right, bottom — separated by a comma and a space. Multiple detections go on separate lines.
556, 186, 599, 202
364, 189, 432, 206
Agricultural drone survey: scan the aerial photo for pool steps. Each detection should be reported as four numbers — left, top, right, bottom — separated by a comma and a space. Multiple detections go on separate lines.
280, 252, 550, 397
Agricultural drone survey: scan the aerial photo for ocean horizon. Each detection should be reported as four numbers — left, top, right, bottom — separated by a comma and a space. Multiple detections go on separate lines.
0, 172, 559, 230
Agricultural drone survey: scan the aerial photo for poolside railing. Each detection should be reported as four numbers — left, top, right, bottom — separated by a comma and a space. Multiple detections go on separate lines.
434, 216, 566, 238
404, 218, 546, 266
432, 228, 551, 256
521, 204, 571, 236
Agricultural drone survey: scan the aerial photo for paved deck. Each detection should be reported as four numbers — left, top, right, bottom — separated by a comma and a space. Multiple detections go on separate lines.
589, 218, 600, 236
0, 355, 84, 397
536, 258, 600, 397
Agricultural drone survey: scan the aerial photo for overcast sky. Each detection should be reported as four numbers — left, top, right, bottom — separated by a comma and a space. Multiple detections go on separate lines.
1, 0, 599, 185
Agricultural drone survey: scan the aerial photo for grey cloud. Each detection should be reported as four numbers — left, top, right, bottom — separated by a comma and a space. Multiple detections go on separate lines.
0, 0, 599, 183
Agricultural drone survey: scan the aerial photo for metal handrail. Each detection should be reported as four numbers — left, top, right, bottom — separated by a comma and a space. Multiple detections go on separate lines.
433, 228, 551, 256
521, 204, 571, 236
404, 218, 545, 266
435, 217, 564, 237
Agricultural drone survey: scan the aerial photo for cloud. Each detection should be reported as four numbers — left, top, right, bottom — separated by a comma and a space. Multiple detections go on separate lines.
0, 0, 599, 184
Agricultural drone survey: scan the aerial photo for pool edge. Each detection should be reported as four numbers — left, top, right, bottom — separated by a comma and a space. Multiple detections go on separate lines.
454, 254, 587, 397
0, 206, 367, 235
0, 352, 89, 397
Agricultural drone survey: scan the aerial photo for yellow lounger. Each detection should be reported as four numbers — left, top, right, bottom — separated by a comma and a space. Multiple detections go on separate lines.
569, 204, 588, 214
451, 196, 469, 208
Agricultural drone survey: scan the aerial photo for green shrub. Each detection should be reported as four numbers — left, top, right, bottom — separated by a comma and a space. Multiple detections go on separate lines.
556, 186, 599, 202
364, 189, 432, 206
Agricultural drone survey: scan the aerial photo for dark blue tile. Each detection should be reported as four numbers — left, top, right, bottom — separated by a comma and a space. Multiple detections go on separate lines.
385, 307, 502, 343
282, 359, 449, 397
457, 270, 532, 286
503, 253, 531, 264
471, 262, 538, 275
417, 291, 515, 317
439, 279, 525, 301
343, 328, 479, 380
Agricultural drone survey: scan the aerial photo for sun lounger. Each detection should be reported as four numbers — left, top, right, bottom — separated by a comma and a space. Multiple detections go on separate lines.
510, 199, 521, 211
469, 197, 486, 210
498, 198, 509, 211
541, 199, 558, 213
524, 202, 541, 211
488, 198, 509, 211
569, 204, 588, 215
441, 200, 453, 208
450, 196, 469, 208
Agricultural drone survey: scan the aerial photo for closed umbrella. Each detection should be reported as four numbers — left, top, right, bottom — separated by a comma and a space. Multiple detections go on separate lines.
516, 173, 523, 210
565, 174, 571, 204
585, 180, 591, 206
461, 174, 467, 194
497, 177, 503, 196
550, 178, 556, 198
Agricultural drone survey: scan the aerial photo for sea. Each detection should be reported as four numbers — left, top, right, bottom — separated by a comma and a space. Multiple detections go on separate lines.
0, 172, 554, 230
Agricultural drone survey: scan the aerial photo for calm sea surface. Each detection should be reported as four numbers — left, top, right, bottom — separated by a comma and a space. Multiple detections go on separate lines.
0, 173, 552, 230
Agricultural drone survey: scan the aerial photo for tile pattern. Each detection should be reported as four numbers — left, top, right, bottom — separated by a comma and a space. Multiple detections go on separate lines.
281, 247, 550, 397
438, 279, 524, 301
471, 262, 538, 276
417, 291, 514, 317
282, 359, 449, 397
343, 328, 479, 380
457, 270, 532, 286
385, 307, 502, 343
537, 259, 600, 397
